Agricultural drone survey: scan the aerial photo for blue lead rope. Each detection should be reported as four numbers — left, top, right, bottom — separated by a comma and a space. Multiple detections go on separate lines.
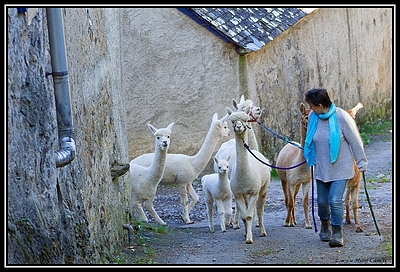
243, 142, 306, 170
256, 120, 303, 150
311, 166, 318, 232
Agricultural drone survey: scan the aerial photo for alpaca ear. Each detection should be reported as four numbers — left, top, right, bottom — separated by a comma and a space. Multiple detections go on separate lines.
239, 95, 245, 104
300, 102, 306, 114
147, 124, 157, 135
212, 113, 218, 122
214, 157, 218, 164
226, 107, 233, 115
167, 122, 175, 131
226, 155, 231, 162
221, 113, 229, 123
232, 98, 238, 110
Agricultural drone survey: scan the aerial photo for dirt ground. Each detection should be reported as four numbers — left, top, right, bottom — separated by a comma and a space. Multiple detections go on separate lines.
119, 133, 394, 267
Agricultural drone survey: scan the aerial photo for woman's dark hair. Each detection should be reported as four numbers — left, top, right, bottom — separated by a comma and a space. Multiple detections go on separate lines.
305, 88, 332, 108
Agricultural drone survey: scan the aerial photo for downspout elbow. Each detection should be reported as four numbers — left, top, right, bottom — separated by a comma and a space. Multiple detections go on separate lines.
55, 136, 76, 168
122, 224, 134, 244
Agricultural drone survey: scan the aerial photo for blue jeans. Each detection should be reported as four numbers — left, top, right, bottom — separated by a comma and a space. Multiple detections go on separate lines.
316, 179, 349, 226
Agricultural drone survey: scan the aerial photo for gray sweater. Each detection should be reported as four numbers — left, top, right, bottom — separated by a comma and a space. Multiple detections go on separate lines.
309, 108, 368, 182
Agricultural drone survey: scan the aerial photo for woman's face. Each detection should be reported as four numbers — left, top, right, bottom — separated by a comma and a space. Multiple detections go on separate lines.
308, 103, 327, 115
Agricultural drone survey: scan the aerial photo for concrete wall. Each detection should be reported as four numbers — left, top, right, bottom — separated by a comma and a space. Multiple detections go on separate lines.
7, 7, 392, 264
246, 8, 393, 160
121, 8, 240, 162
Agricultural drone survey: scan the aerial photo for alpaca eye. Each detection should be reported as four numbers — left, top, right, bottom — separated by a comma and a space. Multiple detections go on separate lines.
157, 136, 160, 139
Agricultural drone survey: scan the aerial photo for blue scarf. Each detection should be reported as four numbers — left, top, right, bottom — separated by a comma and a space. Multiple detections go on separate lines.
303, 102, 340, 170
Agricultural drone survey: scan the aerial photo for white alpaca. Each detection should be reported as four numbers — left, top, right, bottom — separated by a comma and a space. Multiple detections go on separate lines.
214, 96, 262, 226
131, 113, 230, 224
231, 95, 262, 150
214, 95, 262, 175
201, 157, 233, 233
129, 122, 174, 226
226, 106, 271, 244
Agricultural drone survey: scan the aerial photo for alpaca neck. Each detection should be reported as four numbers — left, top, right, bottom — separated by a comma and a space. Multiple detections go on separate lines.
300, 122, 307, 149
247, 124, 259, 150
148, 146, 167, 182
218, 174, 230, 189
234, 130, 251, 174
190, 123, 220, 172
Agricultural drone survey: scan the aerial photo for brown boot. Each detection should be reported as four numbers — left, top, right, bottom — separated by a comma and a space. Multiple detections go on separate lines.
329, 225, 344, 247
319, 219, 331, 242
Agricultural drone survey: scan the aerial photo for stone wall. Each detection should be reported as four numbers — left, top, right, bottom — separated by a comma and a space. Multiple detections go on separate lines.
7, 8, 130, 264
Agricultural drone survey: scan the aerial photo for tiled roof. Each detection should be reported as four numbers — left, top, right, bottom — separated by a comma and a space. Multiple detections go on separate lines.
178, 7, 312, 53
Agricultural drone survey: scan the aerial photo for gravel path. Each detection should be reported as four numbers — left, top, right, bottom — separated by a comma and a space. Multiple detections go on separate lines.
120, 134, 393, 267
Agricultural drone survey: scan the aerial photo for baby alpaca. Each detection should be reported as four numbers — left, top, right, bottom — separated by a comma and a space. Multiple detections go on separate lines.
201, 157, 233, 233
129, 122, 174, 226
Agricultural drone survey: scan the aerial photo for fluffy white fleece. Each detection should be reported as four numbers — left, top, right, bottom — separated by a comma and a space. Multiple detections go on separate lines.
130, 113, 230, 224
129, 122, 174, 225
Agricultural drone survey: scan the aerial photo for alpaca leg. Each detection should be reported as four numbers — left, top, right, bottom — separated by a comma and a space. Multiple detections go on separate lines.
284, 185, 296, 227
281, 178, 292, 227
244, 194, 258, 244
223, 198, 233, 227
256, 191, 267, 237
235, 195, 248, 237
244, 217, 254, 244
232, 197, 241, 230
352, 177, 363, 232
179, 185, 193, 224
254, 211, 259, 227
215, 199, 227, 232
292, 184, 301, 225
187, 182, 199, 212
143, 198, 167, 226
232, 209, 240, 229
280, 177, 289, 208
133, 201, 148, 223
244, 195, 258, 227
345, 186, 352, 225
302, 181, 312, 229
205, 195, 215, 233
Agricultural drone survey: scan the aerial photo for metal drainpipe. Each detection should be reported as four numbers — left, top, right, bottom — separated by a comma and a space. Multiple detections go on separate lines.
122, 224, 134, 244
46, 8, 76, 168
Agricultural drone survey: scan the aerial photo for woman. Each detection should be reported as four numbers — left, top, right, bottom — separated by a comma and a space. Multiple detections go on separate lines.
303, 88, 368, 247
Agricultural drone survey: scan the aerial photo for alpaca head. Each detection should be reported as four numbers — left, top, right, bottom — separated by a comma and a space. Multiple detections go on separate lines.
211, 112, 231, 137
147, 122, 174, 151
348, 102, 363, 119
214, 156, 230, 175
232, 95, 262, 121
300, 102, 311, 130
226, 106, 253, 135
